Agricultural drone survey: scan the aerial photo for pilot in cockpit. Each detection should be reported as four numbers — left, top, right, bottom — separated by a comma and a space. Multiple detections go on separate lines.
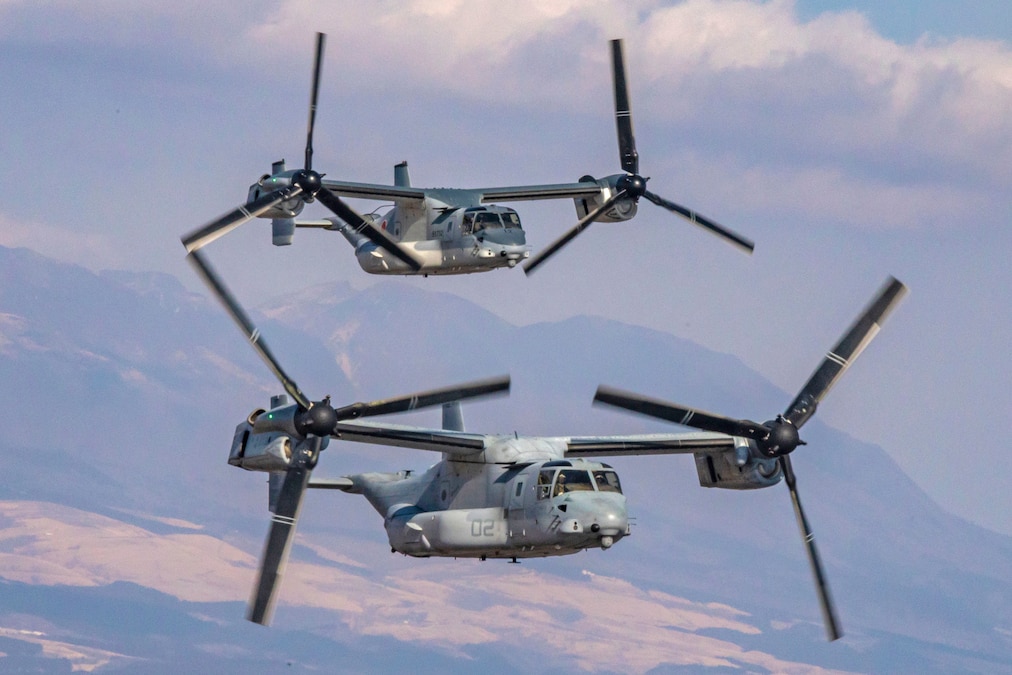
553, 472, 567, 497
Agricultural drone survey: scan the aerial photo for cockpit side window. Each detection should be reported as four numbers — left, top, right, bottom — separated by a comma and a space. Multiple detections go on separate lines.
461, 213, 475, 235
593, 470, 623, 494
537, 469, 555, 499
553, 469, 594, 496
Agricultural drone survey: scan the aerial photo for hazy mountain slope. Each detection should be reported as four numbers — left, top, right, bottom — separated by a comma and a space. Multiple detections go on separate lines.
261, 281, 1012, 663
1, 247, 1010, 673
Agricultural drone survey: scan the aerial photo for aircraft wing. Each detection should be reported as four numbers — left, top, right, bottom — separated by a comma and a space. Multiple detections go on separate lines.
321, 179, 426, 202
334, 420, 488, 457
565, 431, 736, 457
319, 178, 601, 204
478, 182, 601, 203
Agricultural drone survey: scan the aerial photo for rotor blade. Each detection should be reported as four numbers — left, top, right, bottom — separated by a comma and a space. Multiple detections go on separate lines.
186, 249, 311, 409
313, 187, 423, 271
594, 385, 769, 441
523, 190, 628, 275
333, 375, 510, 421
610, 39, 638, 175
779, 455, 843, 641
247, 438, 319, 625
642, 190, 754, 254
784, 277, 908, 428
305, 32, 325, 172
181, 186, 303, 254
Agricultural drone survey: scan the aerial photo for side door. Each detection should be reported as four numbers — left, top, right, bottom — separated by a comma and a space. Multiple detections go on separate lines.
506, 471, 530, 541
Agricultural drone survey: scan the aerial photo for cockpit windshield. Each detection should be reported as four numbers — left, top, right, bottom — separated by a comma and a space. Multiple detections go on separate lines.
553, 469, 594, 495
537, 466, 623, 498
593, 470, 622, 494
501, 211, 522, 229
473, 212, 503, 231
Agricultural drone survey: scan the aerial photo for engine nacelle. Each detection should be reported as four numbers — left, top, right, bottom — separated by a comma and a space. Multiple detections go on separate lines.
228, 421, 294, 472
694, 439, 782, 490
573, 174, 639, 223
245, 161, 306, 220
249, 403, 301, 436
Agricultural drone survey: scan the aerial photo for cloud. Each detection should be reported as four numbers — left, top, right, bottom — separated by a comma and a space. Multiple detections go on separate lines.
2, 0, 1008, 233
234, 0, 1012, 229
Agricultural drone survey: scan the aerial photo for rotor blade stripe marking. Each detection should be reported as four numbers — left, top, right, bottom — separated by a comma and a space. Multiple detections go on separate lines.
825, 352, 848, 367
680, 411, 694, 425
271, 515, 297, 526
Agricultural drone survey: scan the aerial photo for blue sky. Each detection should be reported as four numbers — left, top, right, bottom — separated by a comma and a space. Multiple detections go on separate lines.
1, 0, 1010, 537
797, 0, 1011, 43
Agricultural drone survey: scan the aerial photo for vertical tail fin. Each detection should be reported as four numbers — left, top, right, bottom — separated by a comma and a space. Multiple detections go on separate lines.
394, 161, 411, 187
442, 401, 464, 431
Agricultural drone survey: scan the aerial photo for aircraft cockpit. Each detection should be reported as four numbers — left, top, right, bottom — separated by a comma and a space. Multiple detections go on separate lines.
462, 207, 524, 235
536, 464, 623, 500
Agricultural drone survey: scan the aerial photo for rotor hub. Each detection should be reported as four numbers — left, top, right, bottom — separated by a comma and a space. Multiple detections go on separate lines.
616, 174, 647, 199
297, 399, 338, 437
292, 169, 323, 197
759, 418, 801, 457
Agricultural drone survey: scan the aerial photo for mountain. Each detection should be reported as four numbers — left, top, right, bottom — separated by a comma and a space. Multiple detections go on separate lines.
0, 244, 1009, 673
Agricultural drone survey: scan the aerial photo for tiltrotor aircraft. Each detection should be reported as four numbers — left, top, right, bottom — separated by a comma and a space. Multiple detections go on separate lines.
188, 225, 904, 640
182, 33, 754, 276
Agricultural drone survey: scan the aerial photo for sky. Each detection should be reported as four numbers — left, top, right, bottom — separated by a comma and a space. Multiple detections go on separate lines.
1, 0, 1010, 536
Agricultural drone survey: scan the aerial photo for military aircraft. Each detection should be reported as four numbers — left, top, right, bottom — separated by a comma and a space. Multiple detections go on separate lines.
195, 217, 903, 639
182, 34, 754, 276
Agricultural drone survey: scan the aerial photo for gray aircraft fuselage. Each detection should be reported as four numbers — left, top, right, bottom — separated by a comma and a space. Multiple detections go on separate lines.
341, 440, 629, 559
333, 196, 532, 276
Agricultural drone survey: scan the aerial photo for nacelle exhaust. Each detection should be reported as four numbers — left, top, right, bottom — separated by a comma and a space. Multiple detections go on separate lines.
246, 161, 306, 220
573, 175, 638, 223
228, 421, 295, 473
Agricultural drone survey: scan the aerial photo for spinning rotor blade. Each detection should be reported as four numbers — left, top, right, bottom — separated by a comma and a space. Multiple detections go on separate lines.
780, 455, 843, 641
784, 276, 907, 428
642, 190, 755, 254
182, 186, 304, 254
333, 375, 510, 421
593, 278, 906, 641
247, 437, 321, 625
186, 249, 311, 409
594, 385, 769, 440
304, 32, 325, 172
312, 187, 424, 271
523, 190, 628, 275
611, 39, 638, 175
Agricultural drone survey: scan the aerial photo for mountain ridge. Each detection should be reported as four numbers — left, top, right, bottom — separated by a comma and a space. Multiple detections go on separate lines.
0, 244, 1009, 672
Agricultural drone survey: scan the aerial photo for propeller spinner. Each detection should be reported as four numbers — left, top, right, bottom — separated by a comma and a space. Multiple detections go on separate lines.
594, 276, 908, 641
184, 248, 508, 625
524, 39, 755, 274
181, 32, 422, 271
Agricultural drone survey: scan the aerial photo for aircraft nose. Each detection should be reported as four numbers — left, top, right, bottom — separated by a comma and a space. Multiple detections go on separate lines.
580, 494, 628, 538
591, 506, 628, 537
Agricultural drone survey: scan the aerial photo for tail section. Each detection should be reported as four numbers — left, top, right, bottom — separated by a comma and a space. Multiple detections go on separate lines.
442, 401, 464, 431
394, 161, 411, 187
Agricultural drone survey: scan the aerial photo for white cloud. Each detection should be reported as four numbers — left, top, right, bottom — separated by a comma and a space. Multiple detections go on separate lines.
200, 0, 1010, 231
